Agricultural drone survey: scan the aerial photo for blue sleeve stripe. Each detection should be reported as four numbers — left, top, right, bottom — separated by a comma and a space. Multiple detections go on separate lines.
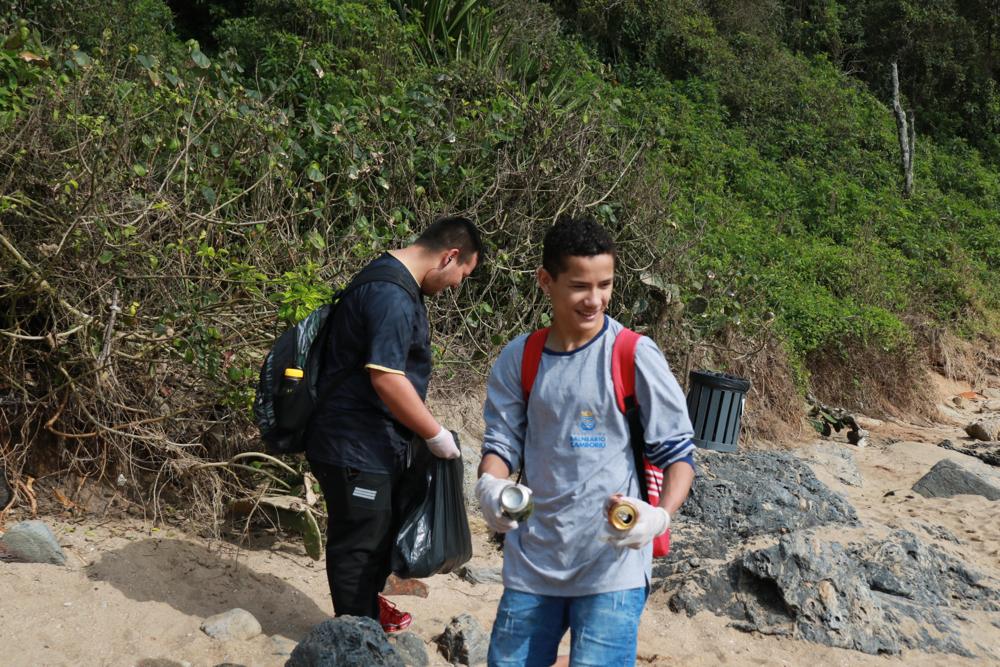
669, 453, 696, 473
647, 438, 695, 469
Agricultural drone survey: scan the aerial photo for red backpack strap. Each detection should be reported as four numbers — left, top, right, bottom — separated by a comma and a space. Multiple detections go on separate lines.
611, 327, 641, 413
520, 328, 549, 402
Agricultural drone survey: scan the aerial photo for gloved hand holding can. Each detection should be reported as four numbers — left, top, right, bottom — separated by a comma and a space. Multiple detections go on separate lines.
476, 473, 531, 534
600, 494, 670, 550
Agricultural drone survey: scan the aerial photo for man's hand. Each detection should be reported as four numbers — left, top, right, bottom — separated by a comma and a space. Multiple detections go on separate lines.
475, 473, 521, 534
425, 427, 461, 459
600, 495, 670, 550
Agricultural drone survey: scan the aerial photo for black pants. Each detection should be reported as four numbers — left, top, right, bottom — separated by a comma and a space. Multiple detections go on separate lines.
309, 461, 408, 619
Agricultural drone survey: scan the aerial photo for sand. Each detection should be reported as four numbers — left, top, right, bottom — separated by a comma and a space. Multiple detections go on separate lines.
2, 373, 999, 666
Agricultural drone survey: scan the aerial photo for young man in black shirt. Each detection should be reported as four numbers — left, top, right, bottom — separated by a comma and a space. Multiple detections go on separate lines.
306, 216, 482, 632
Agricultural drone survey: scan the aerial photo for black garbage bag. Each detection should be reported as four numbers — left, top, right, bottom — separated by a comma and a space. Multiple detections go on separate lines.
391, 438, 472, 579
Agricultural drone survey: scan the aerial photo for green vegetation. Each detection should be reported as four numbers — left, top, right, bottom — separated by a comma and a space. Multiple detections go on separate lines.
2, 0, 999, 513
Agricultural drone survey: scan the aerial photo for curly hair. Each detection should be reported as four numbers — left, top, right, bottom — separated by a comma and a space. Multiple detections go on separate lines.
542, 216, 617, 277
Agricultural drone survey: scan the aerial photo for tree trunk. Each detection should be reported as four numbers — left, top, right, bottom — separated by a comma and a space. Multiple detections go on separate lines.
891, 62, 914, 198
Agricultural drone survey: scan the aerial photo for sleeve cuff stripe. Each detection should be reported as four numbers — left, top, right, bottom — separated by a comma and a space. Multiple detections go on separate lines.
365, 363, 406, 375
648, 439, 695, 467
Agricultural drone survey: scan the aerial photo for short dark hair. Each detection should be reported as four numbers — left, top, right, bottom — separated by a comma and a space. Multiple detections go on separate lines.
542, 216, 617, 277
415, 216, 483, 264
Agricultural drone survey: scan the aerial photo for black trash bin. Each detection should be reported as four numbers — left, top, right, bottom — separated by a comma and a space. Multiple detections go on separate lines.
686, 370, 751, 452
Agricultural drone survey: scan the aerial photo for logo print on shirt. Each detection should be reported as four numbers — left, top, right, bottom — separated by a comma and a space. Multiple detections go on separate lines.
571, 409, 606, 448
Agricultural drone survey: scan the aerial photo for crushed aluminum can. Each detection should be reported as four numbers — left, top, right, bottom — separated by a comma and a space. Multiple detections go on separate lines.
500, 485, 534, 522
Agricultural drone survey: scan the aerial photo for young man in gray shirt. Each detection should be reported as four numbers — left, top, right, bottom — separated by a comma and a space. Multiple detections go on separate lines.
476, 216, 696, 666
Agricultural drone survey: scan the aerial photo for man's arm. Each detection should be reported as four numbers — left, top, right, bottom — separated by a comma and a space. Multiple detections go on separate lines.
478, 452, 512, 479
369, 369, 440, 439
658, 460, 695, 515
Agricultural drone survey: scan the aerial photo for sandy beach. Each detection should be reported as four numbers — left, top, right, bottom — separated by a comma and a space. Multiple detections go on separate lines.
2, 373, 999, 666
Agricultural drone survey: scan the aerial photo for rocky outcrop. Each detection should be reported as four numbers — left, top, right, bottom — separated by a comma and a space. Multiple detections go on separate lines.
655, 449, 1000, 660
665, 450, 859, 563
287, 617, 404, 667
669, 530, 1000, 657
937, 438, 1000, 467
913, 458, 1000, 500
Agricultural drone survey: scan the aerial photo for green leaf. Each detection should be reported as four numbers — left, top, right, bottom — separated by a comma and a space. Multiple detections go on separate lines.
190, 48, 210, 69
306, 162, 324, 182
306, 230, 325, 251
72, 50, 92, 67
98, 250, 113, 264
201, 186, 216, 206
132, 164, 147, 177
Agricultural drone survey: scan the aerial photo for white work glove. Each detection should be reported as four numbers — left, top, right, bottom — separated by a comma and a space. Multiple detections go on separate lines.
425, 426, 461, 459
600, 495, 670, 550
475, 473, 520, 534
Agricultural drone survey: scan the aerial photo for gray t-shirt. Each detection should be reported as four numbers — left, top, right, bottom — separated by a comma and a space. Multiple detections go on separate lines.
482, 316, 695, 597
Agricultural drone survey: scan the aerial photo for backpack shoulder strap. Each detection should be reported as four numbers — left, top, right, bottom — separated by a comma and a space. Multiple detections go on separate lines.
520, 328, 549, 402
612, 326, 651, 503
611, 327, 641, 413
346, 262, 421, 302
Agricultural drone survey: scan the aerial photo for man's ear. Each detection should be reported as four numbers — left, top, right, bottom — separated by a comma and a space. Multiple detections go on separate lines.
441, 248, 460, 268
536, 267, 552, 295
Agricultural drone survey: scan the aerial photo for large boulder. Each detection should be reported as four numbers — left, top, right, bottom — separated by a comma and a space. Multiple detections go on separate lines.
0, 520, 66, 565
964, 419, 1000, 442
912, 458, 1000, 500
669, 530, 1000, 657
287, 617, 404, 667
663, 450, 859, 564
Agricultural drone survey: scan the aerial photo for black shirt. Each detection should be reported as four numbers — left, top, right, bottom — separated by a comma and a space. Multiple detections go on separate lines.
306, 254, 431, 473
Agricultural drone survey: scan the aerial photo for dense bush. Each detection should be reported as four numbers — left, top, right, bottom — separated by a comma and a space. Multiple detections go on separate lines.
2, 0, 999, 519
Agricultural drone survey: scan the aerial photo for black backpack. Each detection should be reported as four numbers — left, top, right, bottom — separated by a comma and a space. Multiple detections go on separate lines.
253, 263, 420, 455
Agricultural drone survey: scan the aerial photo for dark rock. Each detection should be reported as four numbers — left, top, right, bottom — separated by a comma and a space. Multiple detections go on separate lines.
912, 458, 1000, 501
669, 530, 1000, 656
667, 450, 859, 562
434, 613, 488, 665
0, 470, 10, 511
287, 617, 404, 667
0, 520, 66, 565
388, 632, 429, 666
937, 439, 1000, 467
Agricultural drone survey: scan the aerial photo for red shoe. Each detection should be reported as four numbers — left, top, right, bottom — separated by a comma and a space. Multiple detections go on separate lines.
378, 594, 412, 633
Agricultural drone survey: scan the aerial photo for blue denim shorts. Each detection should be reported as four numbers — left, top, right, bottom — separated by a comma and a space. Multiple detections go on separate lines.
487, 587, 648, 667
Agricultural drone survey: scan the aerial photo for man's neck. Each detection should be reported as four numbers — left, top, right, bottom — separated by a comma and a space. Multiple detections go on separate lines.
545, 318, 604, 352
388, 247, 428, 285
